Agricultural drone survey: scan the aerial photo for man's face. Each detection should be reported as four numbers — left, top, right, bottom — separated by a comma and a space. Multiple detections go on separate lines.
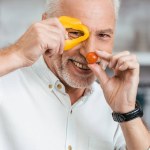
44, 0, 116, 88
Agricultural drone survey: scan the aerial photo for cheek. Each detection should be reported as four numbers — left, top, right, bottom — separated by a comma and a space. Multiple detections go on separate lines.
48, 55, 62, 72
95, 39, 114, 54
96, 44, 113, 55
54, 54, 69, 69
61, 51, 75, 65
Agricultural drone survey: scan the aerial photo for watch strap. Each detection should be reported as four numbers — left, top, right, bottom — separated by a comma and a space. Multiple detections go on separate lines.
112, 102, 143, 123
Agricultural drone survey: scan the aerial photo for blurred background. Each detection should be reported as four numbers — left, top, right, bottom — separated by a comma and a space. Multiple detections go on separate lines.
0, 0, 150, 127
115, 0, 150, 128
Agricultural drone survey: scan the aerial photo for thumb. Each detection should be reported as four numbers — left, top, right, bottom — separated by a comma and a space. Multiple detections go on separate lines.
88, 63, 109, 87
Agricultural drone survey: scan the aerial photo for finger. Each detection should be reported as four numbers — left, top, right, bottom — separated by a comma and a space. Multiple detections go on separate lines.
44, 25, 65, 53
32, 23, 65, 43
118, 61, 139, 71
41, 18, 66, 34
43, 32, 61, 54
118, 63, 128, 71
115, 56, 133, 70
100, 59, 109, 70
59, 32, 65, 54
65, 31, 69, 40
51, 30, 65, 54
31, 21, 65, 37
33, 21, 65, 54
50, 37, 61, 55
41, 27, 65, 54
115, 54, 137, 70
95, 50, 112, 61
40, 24, 65, 38
88, 63, 109, 87
109, 51, 130, 69
113, 61, 139, 77
45, 45, 59, 57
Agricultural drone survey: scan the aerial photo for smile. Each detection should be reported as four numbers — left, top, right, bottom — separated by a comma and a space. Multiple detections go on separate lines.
71, 60, 90, 70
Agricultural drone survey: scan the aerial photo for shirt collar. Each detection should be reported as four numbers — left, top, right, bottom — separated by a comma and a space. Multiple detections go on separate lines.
31, 56, 93, 96
31, 56, 59, 91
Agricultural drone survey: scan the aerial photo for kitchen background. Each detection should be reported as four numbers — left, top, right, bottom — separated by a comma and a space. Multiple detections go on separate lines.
0, 0, 150, 127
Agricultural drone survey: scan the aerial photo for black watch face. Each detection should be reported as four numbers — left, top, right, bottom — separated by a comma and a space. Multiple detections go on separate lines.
118, 114, 126, 122
113, 113, 126, 122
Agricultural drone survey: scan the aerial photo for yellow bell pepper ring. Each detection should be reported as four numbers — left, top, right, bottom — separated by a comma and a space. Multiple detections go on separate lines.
59, 16, 90, 51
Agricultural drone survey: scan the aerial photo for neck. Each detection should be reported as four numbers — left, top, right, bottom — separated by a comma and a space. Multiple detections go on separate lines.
65, 84, 86, 105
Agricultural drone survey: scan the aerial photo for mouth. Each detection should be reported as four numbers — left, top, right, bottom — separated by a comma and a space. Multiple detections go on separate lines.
70, 59, 90, 70
69, 59, 101, 71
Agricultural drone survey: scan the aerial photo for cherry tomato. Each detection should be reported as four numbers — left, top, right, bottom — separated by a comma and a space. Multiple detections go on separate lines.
86, 52, 98, 64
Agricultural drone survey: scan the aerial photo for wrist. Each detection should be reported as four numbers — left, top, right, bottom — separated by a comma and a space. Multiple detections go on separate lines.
113, 102, 136, 114
0, 46, 24, 76
6, 45, 25, 69
112, 101, 143, 123
10, 44, 28, 68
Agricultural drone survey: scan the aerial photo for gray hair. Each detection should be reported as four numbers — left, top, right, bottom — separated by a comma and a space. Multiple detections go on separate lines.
46, 0, 120, 19
113, 0, 121, 19
45, 0, 62, 17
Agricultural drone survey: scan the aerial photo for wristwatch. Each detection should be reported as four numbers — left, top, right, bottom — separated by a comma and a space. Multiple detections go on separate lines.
112, 102, 143, 123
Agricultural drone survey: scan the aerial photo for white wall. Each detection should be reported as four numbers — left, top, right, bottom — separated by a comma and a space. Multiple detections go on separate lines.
115, 0, 150, 52
0, 0, 46, 47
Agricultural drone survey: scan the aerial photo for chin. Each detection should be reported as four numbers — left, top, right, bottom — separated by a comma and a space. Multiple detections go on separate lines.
52, 56, 96, 88
61, 71, 96, 88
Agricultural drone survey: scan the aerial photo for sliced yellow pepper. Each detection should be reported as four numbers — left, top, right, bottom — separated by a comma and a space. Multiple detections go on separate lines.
59, 16, 89, 51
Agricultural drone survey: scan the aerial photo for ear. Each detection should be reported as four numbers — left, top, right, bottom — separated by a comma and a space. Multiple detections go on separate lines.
42, 13, 48, 20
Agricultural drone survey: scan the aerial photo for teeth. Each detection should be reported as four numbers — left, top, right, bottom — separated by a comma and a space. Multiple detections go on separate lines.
73, 61, 89, 70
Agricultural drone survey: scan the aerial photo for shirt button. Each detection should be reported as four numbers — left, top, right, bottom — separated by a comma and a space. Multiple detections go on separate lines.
48, 84, 53, 89
57, 84, 62, 89
68, 145, 72, 150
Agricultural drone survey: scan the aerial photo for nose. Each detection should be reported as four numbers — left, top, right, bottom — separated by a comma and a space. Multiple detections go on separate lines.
79, 35, 97, 58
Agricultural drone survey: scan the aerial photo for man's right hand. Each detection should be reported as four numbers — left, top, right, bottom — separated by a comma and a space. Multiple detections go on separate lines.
13, 17, 66, 67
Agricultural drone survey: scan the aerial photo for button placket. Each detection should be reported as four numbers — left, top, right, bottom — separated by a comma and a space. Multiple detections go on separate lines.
65, 107, 75, 150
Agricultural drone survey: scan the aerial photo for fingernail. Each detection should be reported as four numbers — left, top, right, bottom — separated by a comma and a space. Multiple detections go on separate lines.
64, 32, 68, 40
101, 61, 107, 70
102, 64, 107, 70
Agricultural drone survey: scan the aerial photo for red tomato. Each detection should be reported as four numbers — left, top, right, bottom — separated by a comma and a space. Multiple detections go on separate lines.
86, 52, 98, 64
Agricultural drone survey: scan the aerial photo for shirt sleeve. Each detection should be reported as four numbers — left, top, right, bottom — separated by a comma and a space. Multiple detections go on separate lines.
113, 124, 127, 150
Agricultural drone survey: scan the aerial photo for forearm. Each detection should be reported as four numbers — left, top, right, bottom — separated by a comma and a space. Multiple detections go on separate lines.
120, 118, 150, 150
0, 45, 23, 77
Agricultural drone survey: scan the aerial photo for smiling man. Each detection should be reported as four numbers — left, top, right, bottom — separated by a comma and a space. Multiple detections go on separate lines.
0, 0, 150, 150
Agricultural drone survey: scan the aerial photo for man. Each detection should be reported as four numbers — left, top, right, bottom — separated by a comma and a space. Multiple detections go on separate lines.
0, 0, 150, 150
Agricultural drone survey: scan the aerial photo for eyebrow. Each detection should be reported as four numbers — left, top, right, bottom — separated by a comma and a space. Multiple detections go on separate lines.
96, 29, 114, 35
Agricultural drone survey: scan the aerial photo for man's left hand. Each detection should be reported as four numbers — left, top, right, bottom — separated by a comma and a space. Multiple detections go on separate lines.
88, 50, 140, 113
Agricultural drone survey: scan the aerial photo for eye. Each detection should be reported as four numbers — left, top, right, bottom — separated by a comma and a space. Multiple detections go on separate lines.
66, 28, 84, 39
99, 33, 110, 39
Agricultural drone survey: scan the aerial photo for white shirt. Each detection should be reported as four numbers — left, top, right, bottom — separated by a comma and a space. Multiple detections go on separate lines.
0, 57, 126, 150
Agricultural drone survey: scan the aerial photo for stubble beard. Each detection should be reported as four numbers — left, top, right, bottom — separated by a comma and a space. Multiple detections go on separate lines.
53, 56, 96, 89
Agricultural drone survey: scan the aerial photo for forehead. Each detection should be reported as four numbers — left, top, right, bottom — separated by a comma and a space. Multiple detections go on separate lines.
61, 0, 116, 30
